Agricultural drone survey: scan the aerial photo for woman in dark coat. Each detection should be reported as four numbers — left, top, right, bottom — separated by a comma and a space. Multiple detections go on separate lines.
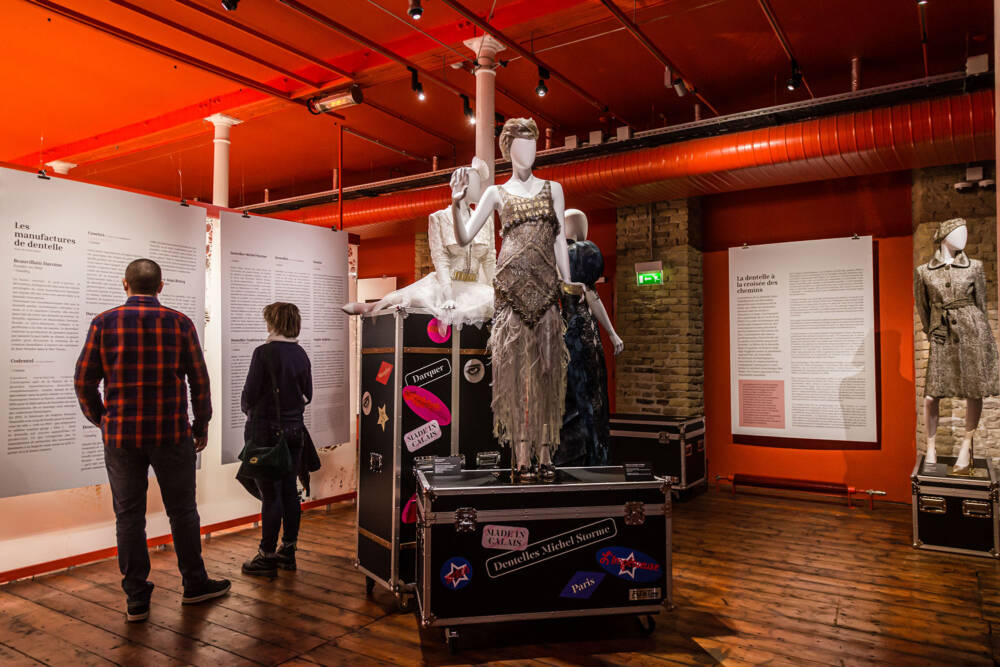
240, 302, 314, 576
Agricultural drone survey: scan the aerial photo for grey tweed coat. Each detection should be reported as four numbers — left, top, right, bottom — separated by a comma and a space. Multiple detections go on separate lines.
915, 249, 1000, 398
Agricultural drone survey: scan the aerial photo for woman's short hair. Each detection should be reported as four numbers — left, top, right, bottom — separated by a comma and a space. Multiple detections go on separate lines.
263, 302, 301, 338
499, 117, 539, 160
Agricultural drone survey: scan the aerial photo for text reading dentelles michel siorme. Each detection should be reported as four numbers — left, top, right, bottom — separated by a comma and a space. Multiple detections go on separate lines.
735, 273, 778, 295
11, 221, 78, 255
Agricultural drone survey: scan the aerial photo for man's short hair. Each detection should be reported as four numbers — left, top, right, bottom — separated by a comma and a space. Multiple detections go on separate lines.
124, 259, 162, 295
263, 302, 301, 338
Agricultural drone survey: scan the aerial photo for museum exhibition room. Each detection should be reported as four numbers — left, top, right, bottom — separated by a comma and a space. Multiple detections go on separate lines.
0, 0, 998, 664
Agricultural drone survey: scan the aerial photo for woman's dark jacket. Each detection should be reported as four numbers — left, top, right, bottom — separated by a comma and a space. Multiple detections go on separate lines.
236, 341, 321, 497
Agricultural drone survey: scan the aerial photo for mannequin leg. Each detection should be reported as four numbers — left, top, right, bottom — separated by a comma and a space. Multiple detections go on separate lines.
538, 444, 556, 482
954, 398, 983, 469
923, 396, 939, 465
340, 301, 376, 315
515, 440, 535, 481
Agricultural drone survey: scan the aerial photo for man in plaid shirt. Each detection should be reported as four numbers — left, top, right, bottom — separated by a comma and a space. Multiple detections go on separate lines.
75, 258, 229, 622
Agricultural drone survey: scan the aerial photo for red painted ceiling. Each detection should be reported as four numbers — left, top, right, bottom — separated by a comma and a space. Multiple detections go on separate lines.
1, 0, 992, 207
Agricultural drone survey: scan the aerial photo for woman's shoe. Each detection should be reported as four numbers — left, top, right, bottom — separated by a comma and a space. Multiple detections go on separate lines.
540, 464, 557, 482
516, 465, 537, 483
242, 552, 278, 578
275, 543, 297, 571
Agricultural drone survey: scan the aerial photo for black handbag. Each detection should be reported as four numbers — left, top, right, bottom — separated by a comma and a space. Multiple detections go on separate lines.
236, 345, 293, 481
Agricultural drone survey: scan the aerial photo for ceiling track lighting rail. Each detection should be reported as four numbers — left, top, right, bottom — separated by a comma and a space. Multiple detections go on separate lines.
756, 0, 814, 98
436, 0, 636, 127
598, 0, 718, 116
173, 0, 354, 81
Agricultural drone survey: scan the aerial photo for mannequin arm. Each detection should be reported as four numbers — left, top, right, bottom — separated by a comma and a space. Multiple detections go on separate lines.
974, 262, 988, 315
450, 169, 499, 246
586, 289, 624, 355
428, 212, 453, 304
549, 182, 584, 296
482, 224, 497, 283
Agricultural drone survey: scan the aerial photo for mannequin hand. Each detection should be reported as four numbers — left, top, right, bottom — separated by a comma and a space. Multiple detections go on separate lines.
611, 334, 624, 356
567, 281, 587, 302
450, 168, 470, 204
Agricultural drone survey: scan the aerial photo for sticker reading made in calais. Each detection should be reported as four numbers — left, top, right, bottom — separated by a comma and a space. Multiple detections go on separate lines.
559, 571, 606, 600
485, 518, 617, 579
596, 547, 663, 583
440, 556, 472, 591
404, 420, 442, 453
375, 361, 393, 385
481, 524, 529, 551
402, 385, 452, 426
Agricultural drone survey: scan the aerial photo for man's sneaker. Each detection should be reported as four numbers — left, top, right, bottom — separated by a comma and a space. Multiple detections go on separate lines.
126, 601, 150, 622
182, 578, 231, 604
275, 543, 297, 571
241, 552, 278, 578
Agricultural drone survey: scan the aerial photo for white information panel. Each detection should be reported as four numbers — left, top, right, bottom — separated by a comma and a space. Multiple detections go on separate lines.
728, 237, 878, 444
0, 167, 206, 497
220, 212, 350, 464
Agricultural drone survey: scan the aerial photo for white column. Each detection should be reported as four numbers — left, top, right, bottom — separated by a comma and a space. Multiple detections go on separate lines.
45, 160, 76, 175
463, 35, 505, 185
204, 113, 242, 208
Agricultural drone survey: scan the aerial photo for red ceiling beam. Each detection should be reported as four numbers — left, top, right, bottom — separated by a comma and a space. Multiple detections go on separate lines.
173, 0, 354, 83
756, 0, 814, 98
363, 98, 459, 149
437, 0, 637, 128
598, 0, 718, 117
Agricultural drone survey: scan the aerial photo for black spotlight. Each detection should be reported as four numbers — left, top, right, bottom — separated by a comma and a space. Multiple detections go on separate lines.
461, 94, 475, 125
535, 66, 550, 97
221, 0, 239, 10
786, 59, 802, 91
408, 0, 423, 19
408, 67, 425, 101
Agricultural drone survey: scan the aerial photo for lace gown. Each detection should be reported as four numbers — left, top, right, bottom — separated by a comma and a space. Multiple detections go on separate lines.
490, 181, 568, 453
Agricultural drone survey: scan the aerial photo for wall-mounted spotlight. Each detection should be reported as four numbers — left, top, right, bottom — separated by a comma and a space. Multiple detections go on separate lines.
535, 66, 550, 97
307, 84, 363, 114
917, 0, 928, 5
672, 78, 688, 97
408, 0, 423, 19
786, 59, 803, 91
221, 0, 239, 10
408, 67, 425, 101
461, 94, 475, 125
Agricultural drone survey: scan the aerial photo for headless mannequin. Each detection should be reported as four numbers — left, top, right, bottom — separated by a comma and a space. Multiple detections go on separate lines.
924, 225, 980, 470
451, 136, 584, 475
564, 209, 624, 355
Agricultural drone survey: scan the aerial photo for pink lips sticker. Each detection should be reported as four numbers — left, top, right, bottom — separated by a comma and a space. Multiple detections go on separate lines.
402, 385, 451, 426
427, 318, 451, 343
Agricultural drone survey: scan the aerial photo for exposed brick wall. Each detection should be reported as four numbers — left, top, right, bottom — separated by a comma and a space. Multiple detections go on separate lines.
614, 199, 704, 416
912, 165, 999, 461
414, 232, 432, 281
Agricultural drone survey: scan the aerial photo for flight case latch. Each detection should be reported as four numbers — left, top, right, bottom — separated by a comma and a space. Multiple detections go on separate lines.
624, 501, 646, 526
455, 507, 478, 533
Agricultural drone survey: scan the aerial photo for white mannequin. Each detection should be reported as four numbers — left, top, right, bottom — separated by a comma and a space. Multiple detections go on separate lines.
451, 132, 584, 478
924, 224, 980, 469
564, 208, 624, 356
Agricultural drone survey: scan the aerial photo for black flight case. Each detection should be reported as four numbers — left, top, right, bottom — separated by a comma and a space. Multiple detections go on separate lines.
415, 466, 673, 651
355, 307, 504, 606
609, 413, 707, 500
911, 454, 999, 558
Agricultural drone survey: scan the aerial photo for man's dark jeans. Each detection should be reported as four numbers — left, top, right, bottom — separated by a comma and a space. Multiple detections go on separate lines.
103, 439, 209, 604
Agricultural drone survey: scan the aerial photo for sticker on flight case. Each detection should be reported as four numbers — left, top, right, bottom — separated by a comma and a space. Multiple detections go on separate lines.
481, 524, 529, 551
404, 420, 442, 452
427, 318, 451, 343
486, 518, 617, 578
440, 557, 472, 590
628, 587, 662, 601
559, 571, 605, 600
402, 385, 452, 425
596, 547, 663, 583
463, 358, 485, 384
375, 361, 393, 385
405, 358, 451, 388
361, 391, 372, 416
376, 404, 389, 432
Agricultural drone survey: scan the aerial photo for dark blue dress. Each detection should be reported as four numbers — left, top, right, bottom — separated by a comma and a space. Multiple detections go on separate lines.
555, 240, 610, 466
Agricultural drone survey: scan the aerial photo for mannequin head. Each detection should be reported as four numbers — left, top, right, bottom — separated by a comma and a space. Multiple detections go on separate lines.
934, 217, 968, 253
499, 117, 539, 166
565, 208, 588, 242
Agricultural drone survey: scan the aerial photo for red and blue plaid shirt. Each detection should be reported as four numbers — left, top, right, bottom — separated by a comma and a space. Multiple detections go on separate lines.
74, 295, 212, 448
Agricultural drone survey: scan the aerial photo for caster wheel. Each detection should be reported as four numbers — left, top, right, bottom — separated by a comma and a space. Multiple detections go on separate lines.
445, 628, 459, 653
637, 614, 656, 636
365, 576, 375, 596
396, 594, 414, 612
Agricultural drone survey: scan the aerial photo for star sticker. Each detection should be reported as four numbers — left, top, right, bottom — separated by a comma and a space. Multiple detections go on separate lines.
617, 552, 641, 579
443, 562, 469, 588
377, 404, 388, 431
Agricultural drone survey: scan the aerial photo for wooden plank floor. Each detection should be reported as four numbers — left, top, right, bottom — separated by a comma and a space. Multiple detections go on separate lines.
2, 489, 999, 666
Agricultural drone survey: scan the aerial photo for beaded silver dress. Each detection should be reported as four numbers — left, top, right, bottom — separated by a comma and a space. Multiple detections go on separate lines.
490, 181, 568, 453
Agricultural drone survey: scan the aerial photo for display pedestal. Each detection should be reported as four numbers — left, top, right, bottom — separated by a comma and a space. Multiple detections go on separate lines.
355, 308, 502, 604
609, 414, 706, 500
912, 454, 999, 558
414, 466, 673, 650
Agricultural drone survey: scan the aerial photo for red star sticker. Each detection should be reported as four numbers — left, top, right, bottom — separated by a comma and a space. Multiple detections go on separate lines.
444, 562, 469, 588
617, 553, 641, 579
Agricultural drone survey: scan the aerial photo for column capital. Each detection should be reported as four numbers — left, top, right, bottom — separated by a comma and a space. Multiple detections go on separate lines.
463, 35, 506, 62
204, 113, 242, 129
45, 160, 77, 175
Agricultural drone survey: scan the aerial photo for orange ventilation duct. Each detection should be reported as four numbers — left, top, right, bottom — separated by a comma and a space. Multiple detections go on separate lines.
279, 89, 994, 230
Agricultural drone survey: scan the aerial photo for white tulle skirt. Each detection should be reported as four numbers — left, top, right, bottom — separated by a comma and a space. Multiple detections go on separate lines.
374, 273, 494, 329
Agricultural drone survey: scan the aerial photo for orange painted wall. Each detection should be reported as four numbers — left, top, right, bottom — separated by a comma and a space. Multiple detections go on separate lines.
358, 234, 415, 287
701, 175, 917, 502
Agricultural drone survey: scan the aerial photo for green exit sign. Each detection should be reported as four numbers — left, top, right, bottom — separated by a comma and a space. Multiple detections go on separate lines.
637, 270, 663, 285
